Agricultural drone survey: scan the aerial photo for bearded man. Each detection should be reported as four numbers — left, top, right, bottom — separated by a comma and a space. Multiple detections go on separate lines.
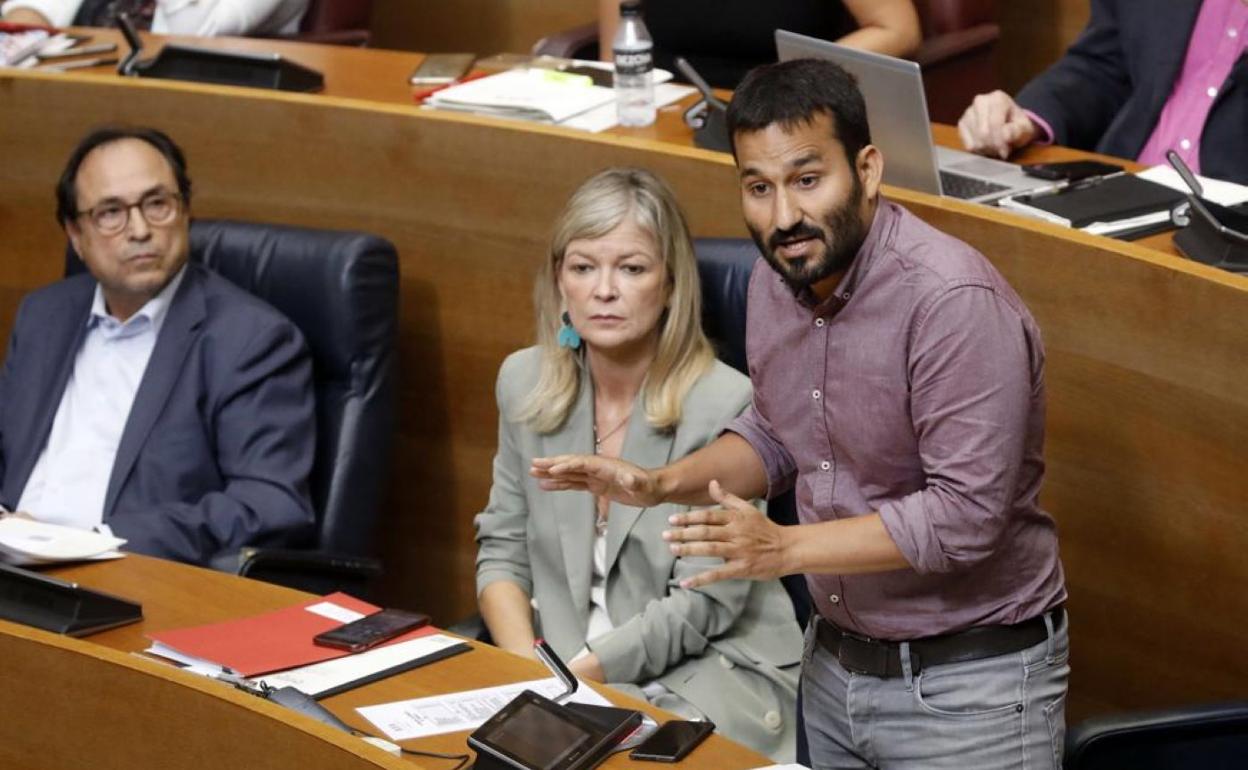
533, 58, 1069, 769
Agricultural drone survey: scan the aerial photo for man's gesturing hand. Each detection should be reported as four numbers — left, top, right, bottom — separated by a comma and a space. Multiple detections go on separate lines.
531, 454, 664, 508
663, 480, 791, 589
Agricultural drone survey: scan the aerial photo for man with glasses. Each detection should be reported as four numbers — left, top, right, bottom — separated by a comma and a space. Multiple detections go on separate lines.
0, 126, 315, 565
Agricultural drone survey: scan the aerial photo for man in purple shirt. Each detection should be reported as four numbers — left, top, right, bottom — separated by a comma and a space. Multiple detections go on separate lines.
534, 58, 1068, 768
958, 0, 1248, 184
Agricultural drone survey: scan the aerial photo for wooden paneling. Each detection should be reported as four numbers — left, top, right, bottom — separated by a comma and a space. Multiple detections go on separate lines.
370, 0, 597, 56
2, 41, 1246, 726
0, 555, 768, 769
999, 0, 1092, 92
365, 0, 1094, 97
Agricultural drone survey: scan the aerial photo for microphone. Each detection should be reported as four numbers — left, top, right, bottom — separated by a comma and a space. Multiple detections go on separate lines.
534, 638, 578, 703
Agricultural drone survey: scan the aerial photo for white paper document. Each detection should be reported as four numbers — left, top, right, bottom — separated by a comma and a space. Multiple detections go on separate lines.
254, 633, 467, 697
0, 517, 126, 565
563, 83, 698, 133
1137, 165, 1248, 207
358, 675, 614, 741
144, 641, 231, 677
303, 601, 366, 624
428, 68, 617, 123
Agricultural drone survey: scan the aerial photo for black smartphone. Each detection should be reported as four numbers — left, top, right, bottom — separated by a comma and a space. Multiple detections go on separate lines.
560, 64, 613, 88
628, 719, 715, 762
1021, 160, 1123, 182
312, 608, 429, 653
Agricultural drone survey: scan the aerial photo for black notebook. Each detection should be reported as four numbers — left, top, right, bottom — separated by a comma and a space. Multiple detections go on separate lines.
1004, 173, 1185, 229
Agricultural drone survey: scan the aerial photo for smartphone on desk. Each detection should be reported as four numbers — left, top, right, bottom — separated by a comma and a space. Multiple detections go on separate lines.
312, 608, 429, 653
629, 719, 715, 762
1022, 160, 1123, 182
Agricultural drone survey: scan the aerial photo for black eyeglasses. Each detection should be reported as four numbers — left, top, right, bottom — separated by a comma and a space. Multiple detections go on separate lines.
77, 191, 182, 235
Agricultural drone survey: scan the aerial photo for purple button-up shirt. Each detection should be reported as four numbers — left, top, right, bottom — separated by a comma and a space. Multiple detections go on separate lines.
1028, 0, 1248, 174
728, 200, 1066, 641
1137, 0, 1248, 173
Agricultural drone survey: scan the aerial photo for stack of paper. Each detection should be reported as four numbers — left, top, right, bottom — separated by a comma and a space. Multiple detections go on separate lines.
0, 27, 49, 67
427, 68, 617, 123
0, 517, 126, 565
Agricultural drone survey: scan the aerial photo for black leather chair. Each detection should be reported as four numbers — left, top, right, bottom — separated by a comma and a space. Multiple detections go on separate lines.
695, 237, 812, 629
67, 219, 399, 597
1065, 701, 1248, 769
269, 0, 375, 47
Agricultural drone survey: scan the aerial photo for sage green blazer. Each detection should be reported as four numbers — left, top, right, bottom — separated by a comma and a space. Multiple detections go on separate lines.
475, 347, 802, 760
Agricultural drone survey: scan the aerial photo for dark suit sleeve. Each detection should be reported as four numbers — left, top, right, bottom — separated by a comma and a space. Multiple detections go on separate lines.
109, 318, 316, 564
0, 318, 18, 499
1015, 0, 1134, 149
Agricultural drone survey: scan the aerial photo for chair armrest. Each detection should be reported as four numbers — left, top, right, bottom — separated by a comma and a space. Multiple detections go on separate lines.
446, 612, 493, 643
531, 22, 598, 59
916, 24, 999, 67
1065, 700, 1248, 768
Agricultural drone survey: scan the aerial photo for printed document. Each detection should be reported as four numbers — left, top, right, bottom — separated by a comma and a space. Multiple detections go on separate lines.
358, 676, 614, 740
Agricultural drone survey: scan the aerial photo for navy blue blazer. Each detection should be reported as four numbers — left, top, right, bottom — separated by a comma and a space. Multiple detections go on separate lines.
0, 263, 316, 564
1017, 0, 1247, 184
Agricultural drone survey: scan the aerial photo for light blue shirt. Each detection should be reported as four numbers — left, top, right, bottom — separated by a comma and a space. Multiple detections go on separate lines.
18, 267, 188, 531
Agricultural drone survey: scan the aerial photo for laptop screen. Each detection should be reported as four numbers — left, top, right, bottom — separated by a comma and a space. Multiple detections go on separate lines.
774, 29, 944, 195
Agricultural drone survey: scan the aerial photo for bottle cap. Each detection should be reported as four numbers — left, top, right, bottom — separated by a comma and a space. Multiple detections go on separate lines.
620, 0, 642, 15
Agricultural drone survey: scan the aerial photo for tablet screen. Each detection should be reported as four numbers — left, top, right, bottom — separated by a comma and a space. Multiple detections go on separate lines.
481, 699, 595, 769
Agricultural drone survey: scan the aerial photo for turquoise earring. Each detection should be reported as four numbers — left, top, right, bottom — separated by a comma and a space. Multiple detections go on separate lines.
558, 311, 582, 349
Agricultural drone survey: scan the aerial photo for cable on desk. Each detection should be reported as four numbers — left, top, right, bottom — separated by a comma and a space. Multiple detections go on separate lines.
350, 729, 471, 769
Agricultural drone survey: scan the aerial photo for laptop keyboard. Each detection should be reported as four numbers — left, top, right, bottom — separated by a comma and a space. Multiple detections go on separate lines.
940, 171, 1012, 200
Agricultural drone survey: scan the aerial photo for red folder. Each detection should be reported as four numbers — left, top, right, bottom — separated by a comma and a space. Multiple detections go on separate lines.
147, 592, 437, 677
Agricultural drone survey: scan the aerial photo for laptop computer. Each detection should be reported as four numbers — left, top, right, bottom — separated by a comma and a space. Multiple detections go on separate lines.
775, 29, 1051, 204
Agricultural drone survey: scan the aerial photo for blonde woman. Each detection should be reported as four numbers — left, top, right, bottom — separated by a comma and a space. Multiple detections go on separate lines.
474, 168, 801, 760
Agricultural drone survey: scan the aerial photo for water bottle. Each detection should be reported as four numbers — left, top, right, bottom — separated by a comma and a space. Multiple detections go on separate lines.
613, 0, 656, 127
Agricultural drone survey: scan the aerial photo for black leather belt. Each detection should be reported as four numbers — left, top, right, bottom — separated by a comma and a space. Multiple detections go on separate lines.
813, 607, 1065, 678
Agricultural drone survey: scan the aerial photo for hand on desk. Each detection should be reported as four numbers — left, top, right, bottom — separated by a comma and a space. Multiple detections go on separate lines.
958, 90, 1040, 160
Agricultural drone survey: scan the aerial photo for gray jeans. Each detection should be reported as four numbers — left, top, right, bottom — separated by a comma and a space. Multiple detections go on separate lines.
801, 613, 1069, 770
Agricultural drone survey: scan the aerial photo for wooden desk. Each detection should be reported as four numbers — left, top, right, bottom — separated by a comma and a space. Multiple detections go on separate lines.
0, 555, 768, 769
1, 35, 1245, 725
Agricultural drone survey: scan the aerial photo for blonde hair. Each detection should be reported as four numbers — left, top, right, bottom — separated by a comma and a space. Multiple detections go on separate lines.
519, 168, 715, 433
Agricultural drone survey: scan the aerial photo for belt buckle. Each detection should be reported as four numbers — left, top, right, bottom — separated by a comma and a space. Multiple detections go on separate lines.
837, 630, 891, 677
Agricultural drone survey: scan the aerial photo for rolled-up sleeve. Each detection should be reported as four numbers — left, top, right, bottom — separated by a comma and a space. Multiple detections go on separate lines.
877, 284, 1034, 575
726, 400, 798, 498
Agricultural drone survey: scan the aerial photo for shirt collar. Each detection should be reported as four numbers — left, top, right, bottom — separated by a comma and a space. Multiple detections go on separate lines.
808, 197, 899, 317
89, 264, 189, 338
